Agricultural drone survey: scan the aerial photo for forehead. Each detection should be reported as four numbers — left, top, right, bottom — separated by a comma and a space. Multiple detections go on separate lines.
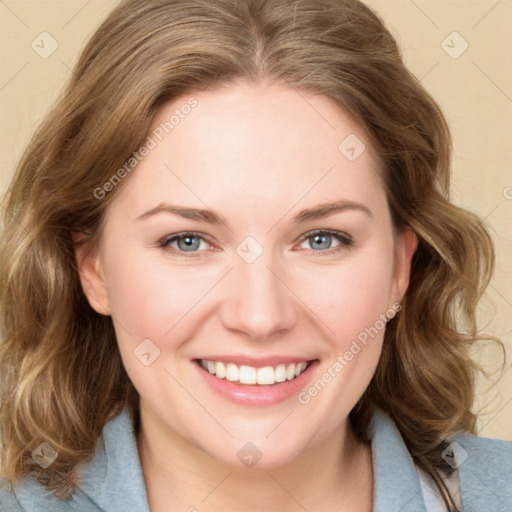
108, 81, 386, 221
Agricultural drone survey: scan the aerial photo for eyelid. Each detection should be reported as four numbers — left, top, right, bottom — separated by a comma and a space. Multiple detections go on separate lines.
294, 229, 354, 256
157, 229, 354, 256
298, 228, 353, 245
157, 231, 217, 254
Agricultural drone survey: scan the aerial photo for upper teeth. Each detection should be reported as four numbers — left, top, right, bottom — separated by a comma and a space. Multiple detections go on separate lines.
199, 359, 309, 385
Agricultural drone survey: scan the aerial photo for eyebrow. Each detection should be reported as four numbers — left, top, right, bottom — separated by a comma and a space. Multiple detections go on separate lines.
135, 199, 373, 227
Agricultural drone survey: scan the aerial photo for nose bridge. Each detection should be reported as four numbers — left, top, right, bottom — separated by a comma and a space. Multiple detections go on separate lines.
220, 237, 296, 339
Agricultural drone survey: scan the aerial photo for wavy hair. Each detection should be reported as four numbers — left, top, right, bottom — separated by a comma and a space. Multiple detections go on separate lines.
0, 0, 504, 508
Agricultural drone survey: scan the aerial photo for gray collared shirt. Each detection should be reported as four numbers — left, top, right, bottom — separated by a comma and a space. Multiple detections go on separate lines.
2, 406, 511, 511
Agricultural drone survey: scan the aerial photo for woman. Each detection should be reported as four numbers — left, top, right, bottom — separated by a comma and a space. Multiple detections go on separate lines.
0, 0, 510, 511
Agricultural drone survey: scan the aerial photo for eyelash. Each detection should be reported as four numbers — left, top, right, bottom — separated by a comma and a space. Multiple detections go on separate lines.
157, 229, 354, 257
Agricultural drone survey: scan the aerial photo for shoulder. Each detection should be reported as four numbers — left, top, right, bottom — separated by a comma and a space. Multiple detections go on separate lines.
0, 481, 23, 512
0, 475, 100, 512
454, 431, 512, 471
0, 406, 147, 512
370, 408, 511, 511
451, 432, 512, 510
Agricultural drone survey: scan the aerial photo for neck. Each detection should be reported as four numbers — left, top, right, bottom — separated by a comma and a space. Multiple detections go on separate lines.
137, 403, 373, 512
136, 401, 374, 512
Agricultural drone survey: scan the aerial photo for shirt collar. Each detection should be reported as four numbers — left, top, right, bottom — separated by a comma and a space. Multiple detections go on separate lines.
78, 405, 429, 511
369, 407, 427, 512
77, 406, 150, 511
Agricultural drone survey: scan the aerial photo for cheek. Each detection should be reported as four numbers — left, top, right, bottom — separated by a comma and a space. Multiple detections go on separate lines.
102, 244, 211, 337
102, 226, 396, 357
104, 242, 395, 341
310, 255, 395, 343
101, 249, 210, 396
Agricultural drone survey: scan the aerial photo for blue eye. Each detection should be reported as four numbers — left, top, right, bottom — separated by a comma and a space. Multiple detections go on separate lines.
158, 229, 353, 257
159, 232, 211, 255
298, 230, 353, 255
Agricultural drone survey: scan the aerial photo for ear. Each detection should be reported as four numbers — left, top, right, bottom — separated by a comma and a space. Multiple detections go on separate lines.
389, 227, 418, 307
72, 232, 111, 316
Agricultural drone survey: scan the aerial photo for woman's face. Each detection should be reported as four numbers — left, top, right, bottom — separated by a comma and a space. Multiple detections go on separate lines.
77, 80, 416, 468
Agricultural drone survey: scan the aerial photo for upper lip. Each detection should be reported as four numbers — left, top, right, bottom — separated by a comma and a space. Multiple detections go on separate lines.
195, 355, 318, 368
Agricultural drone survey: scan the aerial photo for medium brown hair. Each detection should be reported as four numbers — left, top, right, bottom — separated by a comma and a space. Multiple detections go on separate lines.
0, 0, 503, 508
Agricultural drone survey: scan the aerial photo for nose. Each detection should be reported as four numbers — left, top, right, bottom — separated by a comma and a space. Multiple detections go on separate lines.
219, 246, 298, 341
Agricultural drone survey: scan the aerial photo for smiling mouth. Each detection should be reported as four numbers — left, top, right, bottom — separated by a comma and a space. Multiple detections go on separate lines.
195, 359, 316, 386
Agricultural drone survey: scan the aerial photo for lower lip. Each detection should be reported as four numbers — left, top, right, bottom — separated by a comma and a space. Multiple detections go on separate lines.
193, 359, 320, 406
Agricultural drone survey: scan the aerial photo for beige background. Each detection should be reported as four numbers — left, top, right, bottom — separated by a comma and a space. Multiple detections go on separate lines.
1, 1, 511, 440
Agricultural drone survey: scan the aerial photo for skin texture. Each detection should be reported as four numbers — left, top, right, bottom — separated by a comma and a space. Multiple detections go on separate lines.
76, 79, 417, 512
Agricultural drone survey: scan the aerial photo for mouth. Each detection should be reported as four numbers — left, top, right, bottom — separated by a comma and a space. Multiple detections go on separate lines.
195, 358, 315, 386
193, 356, 320, 405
